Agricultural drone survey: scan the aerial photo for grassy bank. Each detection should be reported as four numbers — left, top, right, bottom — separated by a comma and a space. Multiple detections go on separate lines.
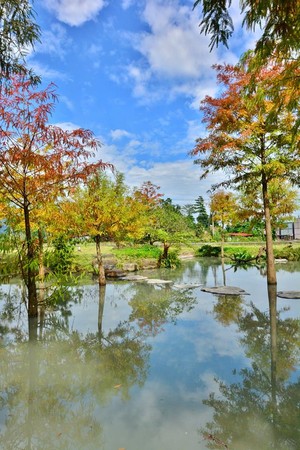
74, 241, 300, 269
1, 241, 299, 280
196, 242, 300, 261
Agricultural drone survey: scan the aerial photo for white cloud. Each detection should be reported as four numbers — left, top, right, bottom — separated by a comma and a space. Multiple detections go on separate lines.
125, 63, 154, 100
123, 159, 220, 205
113, 0, 262, 108
36, 23, 72, 58
137, 1, 215, 79
118, 0, 219, 107
110, 129, 134, 140
44, 0, 108, 26
59, 95, 75, 111
29, 61, 69, 81
121, 0, 135, 9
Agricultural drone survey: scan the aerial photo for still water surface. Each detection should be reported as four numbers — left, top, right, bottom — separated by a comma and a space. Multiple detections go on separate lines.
0, 259, 300, 449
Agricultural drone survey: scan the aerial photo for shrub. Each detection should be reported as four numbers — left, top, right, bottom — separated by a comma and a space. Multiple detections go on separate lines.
273, 245, 300, 261
197, 245, 221, 257
46, 235, 75, 274
159, 249, 181, 268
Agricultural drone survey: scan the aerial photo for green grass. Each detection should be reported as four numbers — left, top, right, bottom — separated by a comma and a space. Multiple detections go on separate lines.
112, 244, 161, 260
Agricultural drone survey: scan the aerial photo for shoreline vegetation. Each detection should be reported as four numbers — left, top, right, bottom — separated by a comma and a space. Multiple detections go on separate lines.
1, 240, 300, 281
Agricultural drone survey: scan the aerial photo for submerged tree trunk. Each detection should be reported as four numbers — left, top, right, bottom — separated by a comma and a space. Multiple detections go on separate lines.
268, 283, 278, 420
221, 231, 226, 285
98, 285, 106, 339
24, 202, 38, 318
262, 172, 277, 285
95, 235, 106, 285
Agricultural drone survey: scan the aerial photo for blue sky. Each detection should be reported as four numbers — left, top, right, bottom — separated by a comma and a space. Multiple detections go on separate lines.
28, 0, 260, 207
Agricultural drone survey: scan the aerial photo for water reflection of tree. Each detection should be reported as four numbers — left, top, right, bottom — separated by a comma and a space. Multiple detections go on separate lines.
0, 279, 197, 449
202, 286, 300, 449
0, 286, 150, 449
213, 295, 244, 326
128, 283, 197, 336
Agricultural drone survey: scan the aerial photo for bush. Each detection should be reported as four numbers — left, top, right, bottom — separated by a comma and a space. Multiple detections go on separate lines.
159, 249, 181, 268
0, 253, 20, 277
273, 245, 300, 261
46, 236, 75, 274
197, 245, 221, 257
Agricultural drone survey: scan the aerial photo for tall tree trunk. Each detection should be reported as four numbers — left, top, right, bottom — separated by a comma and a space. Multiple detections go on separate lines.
158, 242, 170, 267
95, 235, 106, 285
163, 242, 170, 259
24, 202, 38, 317
220, 229, 225, 259
38, 227, 45, 281
262, 173, 277, 285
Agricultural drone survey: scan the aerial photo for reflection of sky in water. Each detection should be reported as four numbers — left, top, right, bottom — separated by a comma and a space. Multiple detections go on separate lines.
1, 260, 300, 449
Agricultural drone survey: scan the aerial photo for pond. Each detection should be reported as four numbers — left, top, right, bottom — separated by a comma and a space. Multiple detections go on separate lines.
0, 259, 300, 450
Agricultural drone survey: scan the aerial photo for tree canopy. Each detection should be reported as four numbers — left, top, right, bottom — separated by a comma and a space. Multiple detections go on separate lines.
0, 0, 40, 78
190, 58, 300, 284
193, 0, 300, 59
0, 75, 109, 315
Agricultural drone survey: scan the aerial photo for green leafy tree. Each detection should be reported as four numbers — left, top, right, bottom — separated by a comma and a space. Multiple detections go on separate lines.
148, 198, 194, 266
60, 171, 148, 285
192, 195, 210, 235
238, 178, 299, 232
190, 59, 300, 285
0, 0, 40, 78
193, 0, 299, 58
181, 204, 196, 231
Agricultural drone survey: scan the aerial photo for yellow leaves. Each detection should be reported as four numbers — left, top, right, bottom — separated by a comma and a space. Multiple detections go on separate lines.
210, 190, 238, 227
263, 160, 286, 178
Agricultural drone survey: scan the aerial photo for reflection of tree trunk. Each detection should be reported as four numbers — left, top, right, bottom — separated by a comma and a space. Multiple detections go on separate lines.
98, 285, 106, 338
24, 202, 38, 317
27, 318, 38, 449
220, 230, 226, 284
212, 265, 217, 286
95, 235, 106, 286
38, 286, 46, 340
262, 167, 277, 285
268, 284, 278, 420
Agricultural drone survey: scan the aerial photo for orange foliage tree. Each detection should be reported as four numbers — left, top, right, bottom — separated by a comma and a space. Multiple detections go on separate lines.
0, 75, 110, 317
190, 59, 300, 285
